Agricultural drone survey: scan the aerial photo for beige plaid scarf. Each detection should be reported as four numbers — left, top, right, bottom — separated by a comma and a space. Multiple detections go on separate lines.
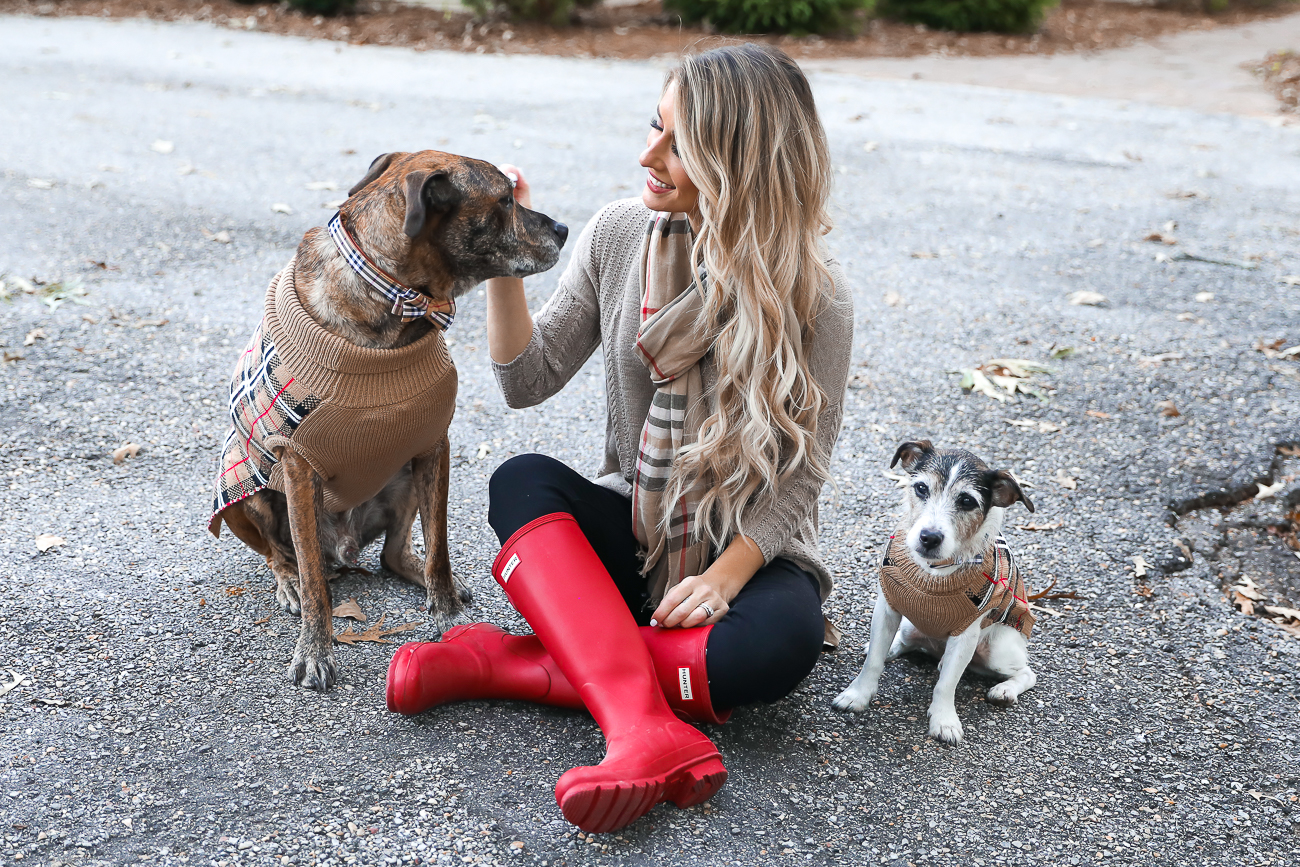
632, 213, 715, 603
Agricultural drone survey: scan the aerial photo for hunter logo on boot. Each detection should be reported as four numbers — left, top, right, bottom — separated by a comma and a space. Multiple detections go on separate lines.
678, 667, 693, 701
500, 553, 521, 583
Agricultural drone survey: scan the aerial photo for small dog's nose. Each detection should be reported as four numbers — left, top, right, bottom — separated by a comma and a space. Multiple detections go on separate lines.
554, 221, 569, 243
919, 529, 944, 550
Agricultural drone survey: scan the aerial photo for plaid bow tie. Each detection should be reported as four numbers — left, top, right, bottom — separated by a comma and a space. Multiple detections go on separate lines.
327, 212, 456, 329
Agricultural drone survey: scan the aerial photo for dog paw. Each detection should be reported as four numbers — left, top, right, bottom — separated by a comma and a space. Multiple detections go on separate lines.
986, 683, 1019, 707
831, 686, 875, 713
455, 578, 474, 605
288, 647, 337, 692
275, 580, 301, 616
927, 710, 964, 744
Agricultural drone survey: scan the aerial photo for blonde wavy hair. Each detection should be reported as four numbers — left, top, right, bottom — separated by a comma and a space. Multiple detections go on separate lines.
664, 43, 836, 551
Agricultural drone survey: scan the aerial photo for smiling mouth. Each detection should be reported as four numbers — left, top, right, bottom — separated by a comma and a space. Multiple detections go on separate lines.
646, 172, 675, 193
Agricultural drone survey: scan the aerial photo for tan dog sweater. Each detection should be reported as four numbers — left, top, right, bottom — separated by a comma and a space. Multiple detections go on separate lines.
209, 258, 457, 533
878, 528, 1035, 640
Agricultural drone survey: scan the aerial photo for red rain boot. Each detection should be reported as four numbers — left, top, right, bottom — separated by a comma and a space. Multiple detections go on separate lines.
493, 513, 726, 833
387, 623, 730, 725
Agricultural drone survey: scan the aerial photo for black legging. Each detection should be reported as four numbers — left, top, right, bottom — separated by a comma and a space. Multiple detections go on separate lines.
487, 453, 825, 711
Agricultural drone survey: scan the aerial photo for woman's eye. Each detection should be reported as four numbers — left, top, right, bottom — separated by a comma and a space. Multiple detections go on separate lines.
913, 482, 929, 500
671, 143, 679, 157
650, 117, 663, 132
957, 494, 978, 511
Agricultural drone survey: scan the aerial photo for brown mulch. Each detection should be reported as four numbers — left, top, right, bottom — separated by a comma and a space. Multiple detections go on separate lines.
5, 0, 1299, 61
1251, 48, 1300, 110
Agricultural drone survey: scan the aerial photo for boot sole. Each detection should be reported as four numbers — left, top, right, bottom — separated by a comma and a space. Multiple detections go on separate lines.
557, 755, 727, 834
385, 643, 420, 715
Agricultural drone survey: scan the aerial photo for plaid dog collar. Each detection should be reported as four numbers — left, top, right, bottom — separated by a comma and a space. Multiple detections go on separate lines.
327, 212, 456, 329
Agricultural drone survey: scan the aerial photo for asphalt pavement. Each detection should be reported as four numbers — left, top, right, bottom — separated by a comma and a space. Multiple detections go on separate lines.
1, 14, 1299, 867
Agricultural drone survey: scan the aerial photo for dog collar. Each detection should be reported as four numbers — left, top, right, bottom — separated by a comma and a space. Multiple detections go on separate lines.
327, 212, 456, 329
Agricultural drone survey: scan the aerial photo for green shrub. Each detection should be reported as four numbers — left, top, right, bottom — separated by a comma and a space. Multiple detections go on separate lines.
466, 0, 599, 26
663, 0, 875, 35
878, 0, 1059, 33
274, 0, 356, 15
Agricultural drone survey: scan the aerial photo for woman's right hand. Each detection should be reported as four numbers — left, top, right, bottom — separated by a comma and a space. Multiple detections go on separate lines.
498, 163, 533, 210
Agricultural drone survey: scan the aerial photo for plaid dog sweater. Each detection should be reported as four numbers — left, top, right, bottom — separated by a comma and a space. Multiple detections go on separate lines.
209, 258, 457, 533
878, 528, 1035, 640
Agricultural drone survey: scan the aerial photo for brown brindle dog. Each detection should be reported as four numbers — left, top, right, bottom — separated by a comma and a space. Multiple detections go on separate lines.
212, 151, 567, 691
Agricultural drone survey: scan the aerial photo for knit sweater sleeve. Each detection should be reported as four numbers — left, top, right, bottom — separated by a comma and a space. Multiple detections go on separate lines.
742, 262, 854, 564
492, 206, 607, 409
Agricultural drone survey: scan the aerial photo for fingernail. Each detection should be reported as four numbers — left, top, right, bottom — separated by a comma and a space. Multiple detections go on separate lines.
649, 619, 658, 627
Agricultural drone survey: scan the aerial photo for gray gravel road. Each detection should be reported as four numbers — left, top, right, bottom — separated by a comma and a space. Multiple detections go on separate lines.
2, 15, 1299, 867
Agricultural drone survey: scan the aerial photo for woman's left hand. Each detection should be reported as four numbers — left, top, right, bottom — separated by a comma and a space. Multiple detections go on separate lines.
650, 535, 765, 629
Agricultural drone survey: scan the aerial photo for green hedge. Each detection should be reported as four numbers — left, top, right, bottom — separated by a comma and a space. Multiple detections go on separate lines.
878, 0, 1059, 32
664, 0, 875, 35
465, 0, 600, 25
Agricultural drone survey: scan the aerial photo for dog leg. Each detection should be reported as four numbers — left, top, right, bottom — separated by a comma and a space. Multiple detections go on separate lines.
983, 626, 1037, 706
833, 592, 902, 713
412, 435, 468, 631
280, 448, 337, 691
268, 550, 302, 615
927, 619, 981, 744
379, 470, 427, 589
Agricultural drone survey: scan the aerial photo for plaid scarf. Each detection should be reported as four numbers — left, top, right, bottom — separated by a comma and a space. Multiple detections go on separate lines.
211, 303, 322, 519
327, 212, 456, 328
632, 213, 715, 603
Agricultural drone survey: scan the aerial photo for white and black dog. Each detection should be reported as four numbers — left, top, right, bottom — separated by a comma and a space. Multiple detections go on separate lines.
833, 441, 1038, 743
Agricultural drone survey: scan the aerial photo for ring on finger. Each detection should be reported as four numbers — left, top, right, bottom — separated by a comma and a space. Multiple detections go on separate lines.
697, 602, 715, 619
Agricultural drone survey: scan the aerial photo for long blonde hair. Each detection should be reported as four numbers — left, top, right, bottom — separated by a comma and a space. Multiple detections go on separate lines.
665, 43, 836, 550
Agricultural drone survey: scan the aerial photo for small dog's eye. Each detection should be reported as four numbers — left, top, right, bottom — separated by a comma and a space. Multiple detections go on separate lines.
957, 494, 978, 511
913, 482, 929, 500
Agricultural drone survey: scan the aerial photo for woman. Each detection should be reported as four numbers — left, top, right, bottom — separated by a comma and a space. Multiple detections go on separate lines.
387, 44, 852, 833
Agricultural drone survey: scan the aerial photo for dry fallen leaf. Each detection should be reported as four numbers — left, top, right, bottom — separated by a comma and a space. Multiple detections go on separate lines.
1264, 605, 1300, 622
1068, 291, 1108, 307
23, 328, 46, 346
1255, 480, 1286, 500
334, 614, 420, 645
151, 139, 175, 154
1085, 409, 1113, 420
1233, 591, 1256, 616
1131, 555, 1150, 579
881, 469, 909, 487
112, 442, 141, 465
1280, 275, 1300, 286
862, 141, 878, 153
1006, 419, 1062, 434
960, 367, 1007, 402
883, 291, 903, 307
332, 598, 367, 623
1054, 469, 1077, 490
201, 228, 232, 244
1156, 400, 1181, 418
0, 671, 24, 698
3, 351, 24, 363
911, 251, 937, 260
1015, 520, 1064, 532
271, 203, 294, 215
35, 534, 66, 553
1194, 291, 1214, 303
476, 442, 491, 460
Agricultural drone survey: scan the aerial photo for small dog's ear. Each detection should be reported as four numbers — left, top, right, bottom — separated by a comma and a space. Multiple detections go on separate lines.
403, 170, 463, 238
890, 440, 934, 471
348, 153, 396, 197
989, 470, 1035, 513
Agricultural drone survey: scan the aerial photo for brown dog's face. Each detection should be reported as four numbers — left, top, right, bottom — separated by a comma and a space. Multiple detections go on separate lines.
890, 440, 1034, 566
343, 150, 567, 300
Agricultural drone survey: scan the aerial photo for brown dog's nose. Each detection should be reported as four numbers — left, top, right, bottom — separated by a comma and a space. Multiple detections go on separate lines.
554, 222, 569, 244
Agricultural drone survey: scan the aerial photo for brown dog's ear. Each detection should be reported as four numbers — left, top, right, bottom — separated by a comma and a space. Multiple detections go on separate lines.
403, 170, 463, 238
989, 470, 1035, 513
890, 440, 934, 471
348, 153, 395, 197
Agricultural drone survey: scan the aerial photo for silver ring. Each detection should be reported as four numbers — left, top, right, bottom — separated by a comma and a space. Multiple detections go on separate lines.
698, 602, 715, 618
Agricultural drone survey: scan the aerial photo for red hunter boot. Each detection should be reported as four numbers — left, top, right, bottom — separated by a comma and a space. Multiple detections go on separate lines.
387, 622, 731, 726
491, 512, 726, 832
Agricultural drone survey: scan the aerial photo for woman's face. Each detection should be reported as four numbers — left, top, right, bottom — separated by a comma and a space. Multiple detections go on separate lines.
639, 86, 699, 218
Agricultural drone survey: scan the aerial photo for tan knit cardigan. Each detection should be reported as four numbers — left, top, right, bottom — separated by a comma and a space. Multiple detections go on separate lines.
492, 199, 853, 602
878, 528, 1035, 640
209, 259, 457, 532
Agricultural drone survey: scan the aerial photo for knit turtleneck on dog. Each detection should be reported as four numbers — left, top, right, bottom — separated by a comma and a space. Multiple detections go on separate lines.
878, 528, 1035, 640
208, 257, 457, 533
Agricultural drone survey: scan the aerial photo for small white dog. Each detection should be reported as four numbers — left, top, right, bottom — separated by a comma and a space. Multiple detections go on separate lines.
833, 440, 1039, 744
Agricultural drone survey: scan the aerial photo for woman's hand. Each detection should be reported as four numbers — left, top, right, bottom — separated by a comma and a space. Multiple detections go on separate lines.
487, 164, 536, 364
497, 162, 532, 210
650, 535, 765, 629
